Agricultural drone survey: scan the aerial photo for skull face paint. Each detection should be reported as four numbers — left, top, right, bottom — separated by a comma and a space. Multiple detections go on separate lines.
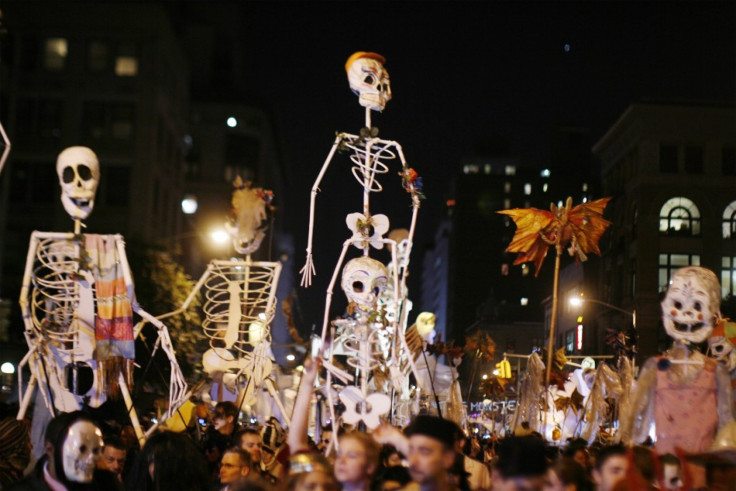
56, 146, 100, 220
341, 256, 388, 310
346, 52, 391, 112
661, 266, 721, 344
61, 420, 103, 483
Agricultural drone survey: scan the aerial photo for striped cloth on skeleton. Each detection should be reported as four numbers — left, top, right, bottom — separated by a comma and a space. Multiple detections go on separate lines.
85, 234, 135, 394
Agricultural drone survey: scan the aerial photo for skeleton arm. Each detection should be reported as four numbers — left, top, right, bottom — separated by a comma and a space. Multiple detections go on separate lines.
300, 134, 345, 287
115, 238, 187, 422
619, 357, 657, 446
716, 363, 734, 429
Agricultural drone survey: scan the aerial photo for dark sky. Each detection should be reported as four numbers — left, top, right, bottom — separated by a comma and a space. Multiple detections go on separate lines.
235, 1, 736, 327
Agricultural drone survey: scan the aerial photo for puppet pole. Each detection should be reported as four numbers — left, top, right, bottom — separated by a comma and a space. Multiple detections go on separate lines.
545, 244, 563, 387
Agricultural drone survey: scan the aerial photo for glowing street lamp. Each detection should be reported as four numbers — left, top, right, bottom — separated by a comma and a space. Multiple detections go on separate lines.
569, 295, 636, 328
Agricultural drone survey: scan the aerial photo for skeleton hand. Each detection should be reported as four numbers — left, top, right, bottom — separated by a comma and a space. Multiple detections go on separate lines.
299, 252, 315, 287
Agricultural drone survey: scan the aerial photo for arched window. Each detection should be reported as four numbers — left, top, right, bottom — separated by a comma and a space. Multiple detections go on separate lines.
723, 201, 736, 239
659, 197, 700, 236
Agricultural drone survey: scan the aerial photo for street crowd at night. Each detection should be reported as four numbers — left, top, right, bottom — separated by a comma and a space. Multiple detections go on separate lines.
1, 1, 736, 491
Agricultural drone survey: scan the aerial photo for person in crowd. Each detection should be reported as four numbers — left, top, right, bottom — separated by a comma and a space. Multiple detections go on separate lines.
373, 465, 411, 491
10, 410, 121, 491
126, 430, 210, 491
543, 458, 589, 491
590, 444, 628, 491
317, 428, 333, 455
236, 427, 285, 484
334, 432, 380, 491
448, 453, 471, 491
561, 441, 590, 478
218, 447, 251, 491
0, 416, 32, 489
454, 428, 491, 490
491, 436, 548, 491
203, 402, 242, 477
378, 445, 403, 469
96, 436, 127, 484
287, 357, 340, 491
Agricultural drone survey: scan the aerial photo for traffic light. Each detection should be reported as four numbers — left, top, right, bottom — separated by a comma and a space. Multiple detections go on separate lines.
496, 359, 511, 379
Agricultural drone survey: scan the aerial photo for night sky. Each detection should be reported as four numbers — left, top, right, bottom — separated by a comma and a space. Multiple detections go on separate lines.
235, 1, 736, 328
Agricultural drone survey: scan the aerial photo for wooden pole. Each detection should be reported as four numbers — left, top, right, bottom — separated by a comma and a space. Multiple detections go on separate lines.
545, 245, 563, 386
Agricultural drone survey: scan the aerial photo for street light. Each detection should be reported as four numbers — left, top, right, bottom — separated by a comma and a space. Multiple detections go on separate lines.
569, 296, 636, 328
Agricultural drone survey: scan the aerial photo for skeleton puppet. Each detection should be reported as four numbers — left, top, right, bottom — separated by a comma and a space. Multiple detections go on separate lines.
17, 147, 186, 443
621, 267, 733, 461
157, 178, 289, 424
298, 52, 423, 428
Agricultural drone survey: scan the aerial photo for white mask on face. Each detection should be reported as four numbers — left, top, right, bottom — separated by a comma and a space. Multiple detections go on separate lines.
61, 420, 103, 483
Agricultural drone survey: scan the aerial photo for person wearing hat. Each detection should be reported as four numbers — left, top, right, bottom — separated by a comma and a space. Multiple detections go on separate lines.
491, 436, 548, 491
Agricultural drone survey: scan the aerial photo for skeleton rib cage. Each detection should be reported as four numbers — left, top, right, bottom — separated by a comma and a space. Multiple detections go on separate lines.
199, 259, 281, 354
342, 134, 395, 193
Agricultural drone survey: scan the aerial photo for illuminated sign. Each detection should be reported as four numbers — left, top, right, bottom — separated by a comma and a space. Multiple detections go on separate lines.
576, 323, 583, 351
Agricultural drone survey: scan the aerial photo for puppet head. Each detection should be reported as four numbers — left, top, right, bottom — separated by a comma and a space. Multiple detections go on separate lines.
661, 266, 721, 344
341, 256, 388, 310
708, 320, 736, 371
57, 146, 100, 220
346, 52, 391, 112
58, 418, 103, 483
226, 177, 273, 255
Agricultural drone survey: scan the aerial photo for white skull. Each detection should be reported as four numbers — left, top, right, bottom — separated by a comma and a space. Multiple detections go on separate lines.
346, 52, 392, 112
661, 266, 721, 344
57, 146, 100, 220
708, 335, 736, 371
341, 256, 388, 310
61, 420, 103, 483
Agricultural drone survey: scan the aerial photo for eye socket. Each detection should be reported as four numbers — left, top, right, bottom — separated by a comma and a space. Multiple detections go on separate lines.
674, 301, 682, 310
352, 281, 364, 293
363, 75, 375, 85
693, 301, 702, 311
80, 444, 88, 454
372, 286, 380, 296
77, 165, 92, 181
62, 166, 75, 183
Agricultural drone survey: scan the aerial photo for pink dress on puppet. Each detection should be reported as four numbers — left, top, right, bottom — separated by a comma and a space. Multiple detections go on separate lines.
654, 358, 718, 455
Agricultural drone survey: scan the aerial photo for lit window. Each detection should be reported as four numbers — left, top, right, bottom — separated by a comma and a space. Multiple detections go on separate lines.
504, 165, 516, 176
659, 197, 700, 236
501, 264, 509, 276
582, 183, 588, 192
520, 297, 528, 306
722, 256, 736, 298
659, 253, 700, 291
504, 182, 511, 193
524, 183, 532, 195
722, 201, 736, 238
44, 38, 68, 71
503, 198, 511, 209
540, 169, 551, 178
521, 264, 530, 276
484, 164, 491, 174
543, 183, 549, 192
181, 195, 198, 214
115, 57, 138, 76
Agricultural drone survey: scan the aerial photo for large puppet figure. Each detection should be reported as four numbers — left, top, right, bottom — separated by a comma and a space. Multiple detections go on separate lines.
299, 52, 423, 432
157, 178, 289, 424
16, 146, 187, 443
621, 266, 733, 487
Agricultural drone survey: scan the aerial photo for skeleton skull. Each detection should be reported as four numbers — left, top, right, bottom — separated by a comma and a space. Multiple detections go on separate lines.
56, 146, 100, 220
661, 266, 721, 344
346, 52, 392, 112
708, 335, 736, 371
341, 256, 388, 310
61, 420, 103, 483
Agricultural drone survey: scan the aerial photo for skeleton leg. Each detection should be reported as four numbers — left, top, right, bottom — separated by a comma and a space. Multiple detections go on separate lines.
265, 378, 291, 427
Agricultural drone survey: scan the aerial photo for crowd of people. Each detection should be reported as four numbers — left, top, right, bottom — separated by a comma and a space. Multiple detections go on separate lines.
1, 358, 735, 491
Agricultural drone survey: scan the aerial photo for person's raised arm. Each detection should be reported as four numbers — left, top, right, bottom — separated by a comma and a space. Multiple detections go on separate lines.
288, 357, 321, 453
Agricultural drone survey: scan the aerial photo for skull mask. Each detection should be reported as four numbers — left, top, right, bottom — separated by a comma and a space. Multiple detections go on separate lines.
61, 420, 103, 483
708, 335, 736, 371
57, 146, 100, 220
346, 52, 392, 112
661, 266, 721, 344
341, 256, 388, 310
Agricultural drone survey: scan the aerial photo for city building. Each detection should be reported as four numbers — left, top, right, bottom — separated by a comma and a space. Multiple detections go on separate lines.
593, 101, 736, 358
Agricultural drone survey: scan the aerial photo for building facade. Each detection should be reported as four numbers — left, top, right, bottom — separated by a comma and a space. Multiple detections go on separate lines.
593, 102, 736, 357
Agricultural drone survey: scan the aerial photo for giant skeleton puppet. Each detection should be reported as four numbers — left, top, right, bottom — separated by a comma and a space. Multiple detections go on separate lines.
17, 147, 186, 444
621, 266, 733, 487
299, 52, 423, 432
156, 177, 290, 424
